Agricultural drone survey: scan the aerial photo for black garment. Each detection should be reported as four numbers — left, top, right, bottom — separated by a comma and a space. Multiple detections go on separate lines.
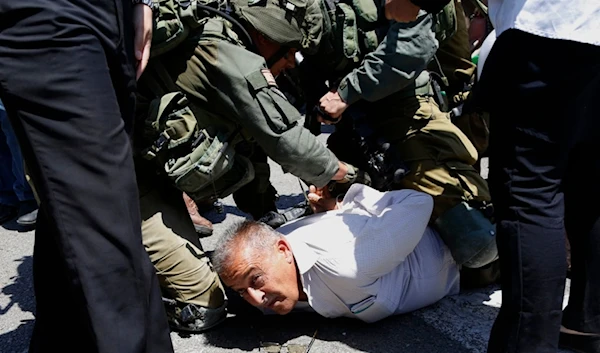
410, 0, 451, 14
232, 145, 278, 220
476, 29, 600, 353
0, 1, 174, 352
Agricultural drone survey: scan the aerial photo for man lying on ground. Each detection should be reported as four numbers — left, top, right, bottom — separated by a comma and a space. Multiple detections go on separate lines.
212, 184, 459, 322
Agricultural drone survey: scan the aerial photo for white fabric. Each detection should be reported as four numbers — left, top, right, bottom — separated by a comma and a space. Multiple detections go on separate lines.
278, 184, 460, 323
488, 0, 600, 46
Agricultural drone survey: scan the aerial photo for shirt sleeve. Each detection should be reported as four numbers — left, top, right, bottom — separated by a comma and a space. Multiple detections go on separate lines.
337, 14, 438, 105
341, 184, 434, 280
203, 40, 340, 187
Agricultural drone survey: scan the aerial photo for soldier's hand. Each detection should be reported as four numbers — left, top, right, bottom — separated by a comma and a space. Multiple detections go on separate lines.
307, 185, 338, 213
318, 91, 348, 124
133, 4, 153, 80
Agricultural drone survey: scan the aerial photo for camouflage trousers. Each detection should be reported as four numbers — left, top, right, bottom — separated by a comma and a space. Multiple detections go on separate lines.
328, 96, 490, 222
137, 164, 225, 308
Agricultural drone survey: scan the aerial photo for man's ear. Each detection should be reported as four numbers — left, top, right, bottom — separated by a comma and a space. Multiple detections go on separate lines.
276, 238, 294, 264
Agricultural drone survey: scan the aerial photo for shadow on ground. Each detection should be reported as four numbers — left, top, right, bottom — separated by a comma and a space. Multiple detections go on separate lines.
0, 256, 35, 353
202, 310, 471, 353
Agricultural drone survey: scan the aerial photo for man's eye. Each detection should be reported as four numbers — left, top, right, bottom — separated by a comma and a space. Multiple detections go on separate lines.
252, 274, 265, 288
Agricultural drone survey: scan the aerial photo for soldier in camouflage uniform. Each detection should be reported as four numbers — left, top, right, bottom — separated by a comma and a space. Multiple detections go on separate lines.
295, 2, 496, 270
130, 0, 360, 332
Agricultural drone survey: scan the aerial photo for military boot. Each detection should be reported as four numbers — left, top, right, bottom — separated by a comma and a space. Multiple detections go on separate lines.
183, 192, 213, 237
162, 297, 227, 333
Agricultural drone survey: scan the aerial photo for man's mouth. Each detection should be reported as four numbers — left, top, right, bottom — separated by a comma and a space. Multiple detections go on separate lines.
265, 297, 282, 309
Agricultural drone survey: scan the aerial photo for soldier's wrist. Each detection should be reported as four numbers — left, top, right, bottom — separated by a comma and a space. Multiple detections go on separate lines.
328, 163, 372, 196
332, 161, 350, 182
132, 0, 158, 13
337, 78, 361, 106
336, 163, 357, 184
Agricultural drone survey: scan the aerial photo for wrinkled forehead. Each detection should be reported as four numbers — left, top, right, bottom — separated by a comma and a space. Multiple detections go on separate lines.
220, 245, 268, 285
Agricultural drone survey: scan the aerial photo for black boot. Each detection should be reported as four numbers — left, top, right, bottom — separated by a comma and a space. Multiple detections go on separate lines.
0, 204, 17, 224
16, 200, 38, 226
162, 297, 227, 333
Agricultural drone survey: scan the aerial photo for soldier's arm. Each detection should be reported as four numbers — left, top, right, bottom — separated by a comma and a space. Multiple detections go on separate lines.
337, 14, 438, 105
211, 41, 342, 187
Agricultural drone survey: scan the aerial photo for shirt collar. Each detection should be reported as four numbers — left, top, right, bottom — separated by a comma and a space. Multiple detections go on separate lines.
286, 235, 319, 275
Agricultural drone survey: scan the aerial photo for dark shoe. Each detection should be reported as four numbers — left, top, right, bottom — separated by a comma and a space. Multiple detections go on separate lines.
163, 297, 227, 333
0, 204, 18, 224
559, 332, 600, 353
17, 208, 38, 226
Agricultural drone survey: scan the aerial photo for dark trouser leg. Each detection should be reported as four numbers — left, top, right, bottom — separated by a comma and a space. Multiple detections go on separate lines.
0, 2, 173, 352
479, 29, 600, 352
233, 145, 278, 219
561, 91, 600, 334
0, 113, 18, 207
0, 108, 35, 203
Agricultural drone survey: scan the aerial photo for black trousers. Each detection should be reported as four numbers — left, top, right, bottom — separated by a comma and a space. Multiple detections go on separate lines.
476, 29, 600, 352
0, 1, 174, 352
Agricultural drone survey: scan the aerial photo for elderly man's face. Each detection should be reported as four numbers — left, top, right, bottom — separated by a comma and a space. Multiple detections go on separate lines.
221, 238, 300, 315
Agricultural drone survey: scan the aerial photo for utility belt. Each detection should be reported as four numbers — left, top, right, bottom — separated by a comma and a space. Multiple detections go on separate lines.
402, 81, 434, 100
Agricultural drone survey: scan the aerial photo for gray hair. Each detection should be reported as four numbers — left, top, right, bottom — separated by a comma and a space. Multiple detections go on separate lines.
212, 220, 283, 276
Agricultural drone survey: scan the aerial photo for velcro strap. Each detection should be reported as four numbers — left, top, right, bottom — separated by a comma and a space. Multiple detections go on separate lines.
246, 69, 278, 91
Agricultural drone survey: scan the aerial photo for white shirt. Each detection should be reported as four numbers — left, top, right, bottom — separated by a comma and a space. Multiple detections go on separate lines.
488, 0, 600, 46
278, 184, 460, 323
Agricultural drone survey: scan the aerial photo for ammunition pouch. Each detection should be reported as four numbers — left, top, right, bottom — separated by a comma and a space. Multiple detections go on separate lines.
320, 0, 385, 73
323, 0, 456, 73
152, 0, 227, 58
141, 92, 254, 202
432, 0, 457, 45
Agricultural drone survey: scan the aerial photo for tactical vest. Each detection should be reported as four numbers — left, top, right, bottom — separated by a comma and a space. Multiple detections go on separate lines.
138, 0, 256, 203
313, 0, 457, 76
151, 0, 252, 58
